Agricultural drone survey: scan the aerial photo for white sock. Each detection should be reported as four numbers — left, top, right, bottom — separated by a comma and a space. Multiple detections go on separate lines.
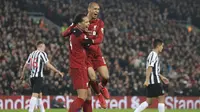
29, 97, 37, 112
134, 101, 149, 112
38, 98, 45, 112
158, 103, 165, 112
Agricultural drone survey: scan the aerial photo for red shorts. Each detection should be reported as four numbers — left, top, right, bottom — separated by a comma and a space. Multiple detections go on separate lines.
69, 67, 89, 90
86, 55, 107, 70
87, 46, 107, 70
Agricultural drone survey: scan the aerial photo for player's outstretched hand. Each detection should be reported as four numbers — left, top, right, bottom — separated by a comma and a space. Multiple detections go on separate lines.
143, 80, 149, 87
58, 72, 64, 77
162, 77, 169, 84
20, 75, 24, 80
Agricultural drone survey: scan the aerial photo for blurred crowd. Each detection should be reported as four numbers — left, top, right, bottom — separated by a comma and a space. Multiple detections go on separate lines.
0, 0, 200, 96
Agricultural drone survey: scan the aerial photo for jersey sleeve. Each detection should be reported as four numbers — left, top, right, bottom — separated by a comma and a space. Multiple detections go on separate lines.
93, 20, 104, 44
147, 52, 157, 67
26, 54, 32, 64
61, 23, 76, 37
40, 52, 49, 64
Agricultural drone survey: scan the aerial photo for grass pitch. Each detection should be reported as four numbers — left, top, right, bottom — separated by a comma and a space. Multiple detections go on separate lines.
0, 109, 199, 112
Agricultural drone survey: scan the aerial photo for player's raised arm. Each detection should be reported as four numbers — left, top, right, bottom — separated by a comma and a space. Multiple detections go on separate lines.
61, 23, 76, 37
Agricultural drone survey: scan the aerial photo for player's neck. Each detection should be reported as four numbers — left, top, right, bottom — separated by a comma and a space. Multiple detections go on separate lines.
37, 48, 43, 52
87, 14, 95, 21
153, 49, 159, 54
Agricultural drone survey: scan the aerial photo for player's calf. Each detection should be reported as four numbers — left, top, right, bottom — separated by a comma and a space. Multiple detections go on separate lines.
97, 66, 110, 99
97, 66, 109, 87
83, 88, 92, 112
69, 89, 88, 112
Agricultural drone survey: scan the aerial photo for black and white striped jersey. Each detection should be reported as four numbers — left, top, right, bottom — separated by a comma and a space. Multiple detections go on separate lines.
146, 51, 161, 84
26, 50, 49, 78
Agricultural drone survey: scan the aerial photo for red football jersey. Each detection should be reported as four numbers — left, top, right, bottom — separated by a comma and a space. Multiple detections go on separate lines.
87, 19, 104, 56
69, 27, 88, 68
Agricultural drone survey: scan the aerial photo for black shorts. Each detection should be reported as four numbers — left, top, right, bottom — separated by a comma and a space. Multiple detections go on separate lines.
146, 83, 165, 98
30, 77, 43, 93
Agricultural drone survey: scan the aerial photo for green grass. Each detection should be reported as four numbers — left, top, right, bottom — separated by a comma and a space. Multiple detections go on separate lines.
0, 109, 199, 112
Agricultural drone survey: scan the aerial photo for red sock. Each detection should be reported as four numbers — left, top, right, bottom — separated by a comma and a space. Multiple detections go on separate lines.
83, 100, 92, 112
101, 78, 108, 87
68, 98, 84, 112
90, 81, 100, 94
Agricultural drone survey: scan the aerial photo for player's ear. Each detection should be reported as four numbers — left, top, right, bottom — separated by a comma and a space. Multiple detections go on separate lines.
88, 8, 90, 13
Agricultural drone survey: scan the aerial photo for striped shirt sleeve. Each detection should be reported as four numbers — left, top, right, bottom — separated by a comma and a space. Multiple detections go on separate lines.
26, 53, 32, 64
40, 52, 49, 64
148, 52, 157, 67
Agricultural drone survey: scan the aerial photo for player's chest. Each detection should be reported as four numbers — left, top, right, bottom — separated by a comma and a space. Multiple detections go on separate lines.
88, 23, 99, 35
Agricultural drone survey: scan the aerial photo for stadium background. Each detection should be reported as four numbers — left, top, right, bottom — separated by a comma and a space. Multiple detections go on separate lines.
0, 0, 200, 111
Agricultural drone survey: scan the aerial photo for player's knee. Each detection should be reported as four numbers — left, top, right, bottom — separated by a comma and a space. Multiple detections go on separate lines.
102, 73, 109, 80
89, 74, 96, 81
87, 90, 92, 100
99, 69, 109, 79
32, 93, 39, 98
146, 99, 153, 105
77, 90, 88, 101
79, 94, 88, 101
88, 72, 96, 81
158, 95, 165, 103
147, 101, 152, 105
38, 93, 42, 98
88, 68, 96, 81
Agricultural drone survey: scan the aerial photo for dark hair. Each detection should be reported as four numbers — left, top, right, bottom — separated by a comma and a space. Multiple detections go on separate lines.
73, 13, 86, 25
153, 39, 163, 48
36, 40, 45, 46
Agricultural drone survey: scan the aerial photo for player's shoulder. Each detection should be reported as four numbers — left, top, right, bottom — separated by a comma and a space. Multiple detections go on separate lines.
148, 51, 157, 57
39, 51, 47, 56
97, 18, 104, 24
71, 28, 83, 37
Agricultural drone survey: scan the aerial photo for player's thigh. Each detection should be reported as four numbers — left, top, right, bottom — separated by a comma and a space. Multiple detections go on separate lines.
93, 56, 109, 79
97, 66, 109, 79
88, 67, 96, 81
70, 68, 89, 90
87, 57, 97, 81
38, 92, 43, 98
146, 97, 153, 105
77, 89, 88, 100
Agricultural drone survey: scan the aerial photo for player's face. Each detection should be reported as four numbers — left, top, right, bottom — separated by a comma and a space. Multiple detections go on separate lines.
41, 44, 46, 51
158, 43, 164, 52
89, 5, 100, 19
81, 17, 90, 30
